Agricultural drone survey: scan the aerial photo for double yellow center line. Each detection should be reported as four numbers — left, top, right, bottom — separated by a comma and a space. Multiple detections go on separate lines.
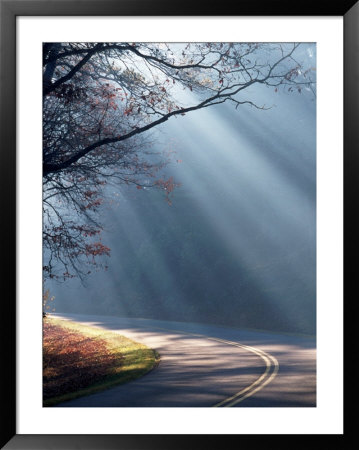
141, 323, 279, 407
209, 336, 279, 407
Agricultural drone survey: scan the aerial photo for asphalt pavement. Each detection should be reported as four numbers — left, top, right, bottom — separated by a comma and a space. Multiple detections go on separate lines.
51, 313, 316, 407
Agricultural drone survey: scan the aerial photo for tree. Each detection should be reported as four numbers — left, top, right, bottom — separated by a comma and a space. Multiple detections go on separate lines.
43, 42, 315, 280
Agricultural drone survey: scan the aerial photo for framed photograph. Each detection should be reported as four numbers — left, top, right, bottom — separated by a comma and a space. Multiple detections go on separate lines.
1, 0, 355, 448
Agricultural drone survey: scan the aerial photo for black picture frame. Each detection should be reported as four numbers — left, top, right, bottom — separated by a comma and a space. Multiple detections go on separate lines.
1, 1, 356, 448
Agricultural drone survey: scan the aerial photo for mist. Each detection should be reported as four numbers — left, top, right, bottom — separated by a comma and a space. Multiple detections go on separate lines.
45, 51, 316, 335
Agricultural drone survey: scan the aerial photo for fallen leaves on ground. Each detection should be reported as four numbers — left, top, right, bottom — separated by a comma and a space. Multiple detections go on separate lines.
43, 320, 122, 400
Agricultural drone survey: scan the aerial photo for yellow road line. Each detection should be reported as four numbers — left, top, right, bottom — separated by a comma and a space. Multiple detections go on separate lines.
210, 338, 279, 407
135, 323, 279, 407
56, 316, 279, 407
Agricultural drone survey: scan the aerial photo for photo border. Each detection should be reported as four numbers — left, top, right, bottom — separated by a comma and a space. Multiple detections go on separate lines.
1, 0, 356, 448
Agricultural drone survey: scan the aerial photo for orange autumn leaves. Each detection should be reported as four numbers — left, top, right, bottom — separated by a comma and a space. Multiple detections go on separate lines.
43, 320, 121, 400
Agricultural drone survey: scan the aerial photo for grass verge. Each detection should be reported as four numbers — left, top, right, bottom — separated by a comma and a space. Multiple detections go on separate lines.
43, 316, 159, 406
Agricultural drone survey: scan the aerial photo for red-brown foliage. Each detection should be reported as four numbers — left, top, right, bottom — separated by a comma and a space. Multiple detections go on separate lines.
43, 321, 122, 400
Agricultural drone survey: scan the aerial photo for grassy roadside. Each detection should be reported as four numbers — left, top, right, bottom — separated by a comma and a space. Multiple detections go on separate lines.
43, 316, 159, 407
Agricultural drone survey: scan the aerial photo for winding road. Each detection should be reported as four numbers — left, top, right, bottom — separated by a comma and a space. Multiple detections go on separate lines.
52, 313, 316, 407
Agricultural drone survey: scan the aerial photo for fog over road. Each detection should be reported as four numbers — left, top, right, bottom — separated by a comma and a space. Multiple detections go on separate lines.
53, 313, 316, 408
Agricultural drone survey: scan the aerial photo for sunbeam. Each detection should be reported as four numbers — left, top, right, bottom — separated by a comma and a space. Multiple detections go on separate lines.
46, 43, 316, 335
